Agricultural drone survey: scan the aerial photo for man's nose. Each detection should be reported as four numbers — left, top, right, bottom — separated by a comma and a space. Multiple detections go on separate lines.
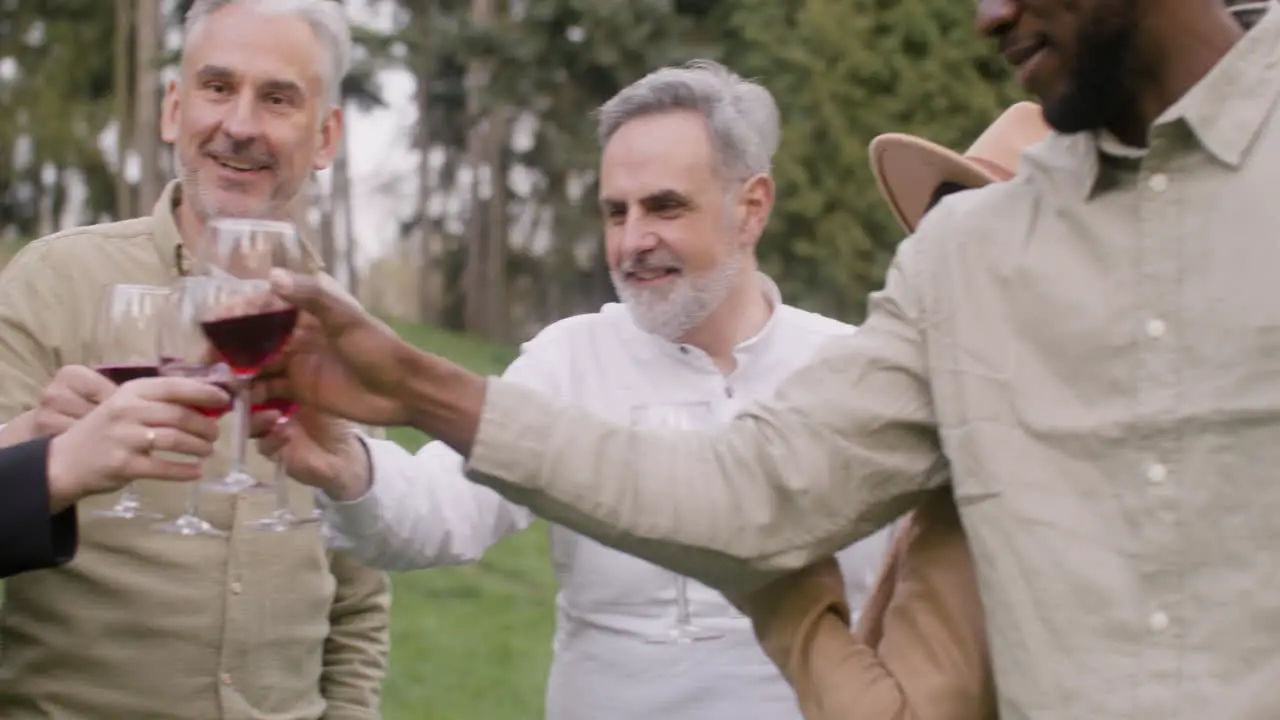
620, 217, 659, 256
221, 92, 262, 140
975, 0, 1018, 38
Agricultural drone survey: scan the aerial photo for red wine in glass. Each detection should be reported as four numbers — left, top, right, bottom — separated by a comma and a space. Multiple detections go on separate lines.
193, 381, 235, 418
201, 307, 299, 375
95, 364, 160, 384
159, 361, 234, 417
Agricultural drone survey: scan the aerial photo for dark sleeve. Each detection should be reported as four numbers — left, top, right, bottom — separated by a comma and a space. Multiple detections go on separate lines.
0, 436, 78, 579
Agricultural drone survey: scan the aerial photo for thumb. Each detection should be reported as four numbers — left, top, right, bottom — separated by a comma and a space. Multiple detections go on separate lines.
269, 269, 359, 333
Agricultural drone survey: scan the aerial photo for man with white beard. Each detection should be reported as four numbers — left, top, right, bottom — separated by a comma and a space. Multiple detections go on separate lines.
263, 59, 890, 719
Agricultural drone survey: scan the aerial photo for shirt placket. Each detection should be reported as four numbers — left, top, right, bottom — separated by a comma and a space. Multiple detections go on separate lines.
1132, 130, 1186, 717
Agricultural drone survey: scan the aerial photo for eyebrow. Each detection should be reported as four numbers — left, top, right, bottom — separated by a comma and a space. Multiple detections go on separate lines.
194, 64, 305, 97
600, 189, 695, 211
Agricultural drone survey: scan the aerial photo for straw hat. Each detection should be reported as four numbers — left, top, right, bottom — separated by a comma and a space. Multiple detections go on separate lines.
868, 101, 1051, 233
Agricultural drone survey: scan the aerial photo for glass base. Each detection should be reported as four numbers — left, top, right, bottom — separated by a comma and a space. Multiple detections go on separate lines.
90, 499, 163, 520
200, 469, 260, 494
247, 509, 319, 533
644, 625, 724, 645
153, 514, 227, 537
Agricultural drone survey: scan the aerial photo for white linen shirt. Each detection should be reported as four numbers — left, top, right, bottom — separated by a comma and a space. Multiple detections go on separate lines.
320, 276, 891, 720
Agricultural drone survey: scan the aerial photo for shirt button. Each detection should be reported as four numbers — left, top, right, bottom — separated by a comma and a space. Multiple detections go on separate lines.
679, 346, 690, 355
725, 385, 734, 398
1147, 173, 1169, 192
1144, 318, 1167, 339
230, 582, 243, 595
1149, 611, 1170, 632
220, 672, 233, 686
1146, 463, 1167, 484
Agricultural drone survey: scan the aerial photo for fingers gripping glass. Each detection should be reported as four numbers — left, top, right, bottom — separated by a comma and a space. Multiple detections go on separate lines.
630, 402, 724, 644
153, 277, 232, 536
193, 218, 307, 493
87, 284, 170, 520
245, 395, 319, 532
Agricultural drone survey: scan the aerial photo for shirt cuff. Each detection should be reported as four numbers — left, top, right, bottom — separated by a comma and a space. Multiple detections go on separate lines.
317, 435, 398, 540
466, 378, 552, 490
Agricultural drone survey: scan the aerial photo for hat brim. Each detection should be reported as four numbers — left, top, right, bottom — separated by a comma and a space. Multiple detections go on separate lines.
869, 133, 1001, 234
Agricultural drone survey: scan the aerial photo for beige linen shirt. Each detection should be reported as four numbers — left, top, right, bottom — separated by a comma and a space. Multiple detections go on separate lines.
466, 7, 1280, 719
0, 181, 390, 720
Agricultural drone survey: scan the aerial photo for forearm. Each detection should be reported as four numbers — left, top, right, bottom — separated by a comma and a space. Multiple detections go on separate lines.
321, 437, 531, 570
321, 551, 391, 717
0, 410, 36, 449
401, 349, 486, 456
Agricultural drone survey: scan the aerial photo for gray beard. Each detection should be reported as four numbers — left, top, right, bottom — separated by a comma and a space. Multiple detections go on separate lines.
612, 247, 745, 342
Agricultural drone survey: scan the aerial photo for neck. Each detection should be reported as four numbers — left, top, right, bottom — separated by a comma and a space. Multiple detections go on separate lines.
1111, 5, 1244, 145
677, 269, 772, 374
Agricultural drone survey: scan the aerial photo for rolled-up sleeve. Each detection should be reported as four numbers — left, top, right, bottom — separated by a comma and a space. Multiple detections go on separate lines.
465, 233, 948, 596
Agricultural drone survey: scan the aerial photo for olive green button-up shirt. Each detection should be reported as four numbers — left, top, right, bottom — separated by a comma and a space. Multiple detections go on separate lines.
0, 181, 390, 719
464, 7, 1280, 719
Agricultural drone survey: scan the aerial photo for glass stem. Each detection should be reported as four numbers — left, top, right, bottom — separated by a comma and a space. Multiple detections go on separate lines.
119, 482, 140, 508
272, 457, 290, 514
231, 384, 251, 474
183, 480, 201, 517
675, 576, 693, 626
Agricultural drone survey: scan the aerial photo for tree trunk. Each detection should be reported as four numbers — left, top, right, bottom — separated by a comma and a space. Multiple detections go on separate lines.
413, 3, 444, 326
133, 0, 161, 210
332, 124, 357, 296
113, 0, 133, 219
461, 0, 495, 336
482, 105, 511, 341
316, 171, 337, 271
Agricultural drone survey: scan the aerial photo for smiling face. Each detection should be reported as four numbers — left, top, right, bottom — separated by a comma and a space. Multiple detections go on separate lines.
978, 0, 1143, 134
161, 3, 341, 222
599, 110, 768, 341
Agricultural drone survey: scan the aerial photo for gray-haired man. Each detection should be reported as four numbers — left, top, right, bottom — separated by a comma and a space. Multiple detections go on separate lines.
0, 2, 389, 718
265, 60, 890, 720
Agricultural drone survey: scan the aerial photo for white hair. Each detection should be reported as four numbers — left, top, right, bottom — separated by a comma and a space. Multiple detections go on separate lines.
183, 0, 351, 106
596, 59, 781, 183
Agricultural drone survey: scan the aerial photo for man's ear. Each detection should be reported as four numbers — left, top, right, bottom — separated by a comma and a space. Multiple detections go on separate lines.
160, 79, 181, 144
738, 173, 775, 247
312, 105, 343, 171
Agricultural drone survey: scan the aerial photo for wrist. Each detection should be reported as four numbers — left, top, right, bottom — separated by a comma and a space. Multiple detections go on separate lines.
45, 435, 85, 514
400, 348, 487, 456
323, 432, 373, 502
0, 410, 37, 448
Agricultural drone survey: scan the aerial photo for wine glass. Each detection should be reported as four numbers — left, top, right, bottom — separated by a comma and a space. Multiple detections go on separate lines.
86, 284, 170, 520
630, 402, 724, 644
246, 396, 319, 532
192, 218, 308, 494
153, 277, 234, 536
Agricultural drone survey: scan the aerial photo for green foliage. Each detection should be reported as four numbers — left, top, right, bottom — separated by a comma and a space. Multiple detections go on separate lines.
723, 0, 1023, 322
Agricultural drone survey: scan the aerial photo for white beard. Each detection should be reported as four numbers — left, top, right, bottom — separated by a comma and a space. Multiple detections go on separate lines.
612, 246, 744, 341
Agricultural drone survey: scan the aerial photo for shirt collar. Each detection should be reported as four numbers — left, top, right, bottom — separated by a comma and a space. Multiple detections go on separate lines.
1023, 3, 1280, 205
151, 179, 326, 277
622, 271, 787, 365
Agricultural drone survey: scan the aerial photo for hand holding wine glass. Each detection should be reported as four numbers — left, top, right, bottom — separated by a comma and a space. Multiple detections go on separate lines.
23, 365, 117, 439
47, 377, 228, 507
256, 269, 450, 428
253, 402, 371, 502
86, 283, 171, 519
153, 277, 237, 536
193, 219, 308, 493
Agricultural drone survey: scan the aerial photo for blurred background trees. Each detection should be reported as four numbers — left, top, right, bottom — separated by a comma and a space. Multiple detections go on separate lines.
0, 0, 1020, 339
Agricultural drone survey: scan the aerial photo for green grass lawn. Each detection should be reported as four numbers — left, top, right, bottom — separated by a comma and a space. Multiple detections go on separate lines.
379, 320, 554, 719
